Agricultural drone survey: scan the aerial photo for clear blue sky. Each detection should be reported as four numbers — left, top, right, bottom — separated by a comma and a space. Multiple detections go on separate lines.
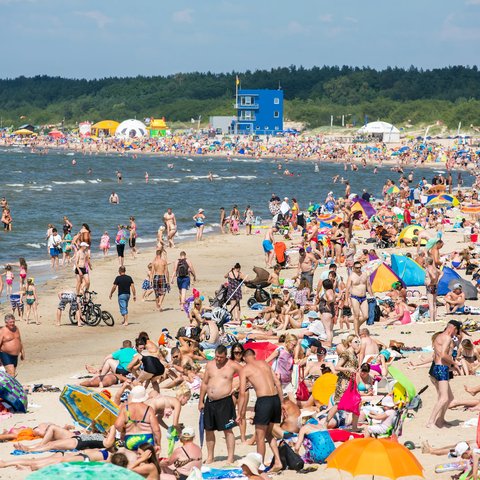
1, 0, 479, 79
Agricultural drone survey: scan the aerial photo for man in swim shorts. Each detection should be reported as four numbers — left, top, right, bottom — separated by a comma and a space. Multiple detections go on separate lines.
74, 242, 91, 295
238, 349, 283, 471
427, 320, 462, 428
262, 226, 277, 268
55, 289, 79, 327
0, 314, 24, 376
151, 249, 170, 311
346, 261, 374, 335
198, 345, 241, 464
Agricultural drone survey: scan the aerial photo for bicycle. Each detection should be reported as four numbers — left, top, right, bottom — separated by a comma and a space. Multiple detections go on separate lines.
69, 291, 105, 326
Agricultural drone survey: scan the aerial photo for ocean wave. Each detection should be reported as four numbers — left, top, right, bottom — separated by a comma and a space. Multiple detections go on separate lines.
136, 236, 157, 244
153, 178, 181, 183
88, 179, 102, 183
53, 180, 86, 185
219, 176, 237, 179
6, 183, 24, 187
25, 243, 45, 249
177, 226, 214, 237
237, 175, 257, 179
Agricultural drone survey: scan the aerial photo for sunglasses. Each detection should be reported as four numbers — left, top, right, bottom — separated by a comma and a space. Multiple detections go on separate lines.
233, 351, 243, 355
172, 355, 180, 359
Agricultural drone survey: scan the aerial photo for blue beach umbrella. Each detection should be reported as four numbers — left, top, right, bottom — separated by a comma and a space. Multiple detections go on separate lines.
27, 462, 144, 480
199, 410, 205, 447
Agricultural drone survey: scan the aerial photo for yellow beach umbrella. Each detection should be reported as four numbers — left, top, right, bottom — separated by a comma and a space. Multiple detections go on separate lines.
312, 372, 337, 405
13, 129, 35, 135
397, 225, 424, 246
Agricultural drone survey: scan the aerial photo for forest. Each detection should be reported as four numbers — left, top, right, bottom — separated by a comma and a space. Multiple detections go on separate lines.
0, 65, 479, 129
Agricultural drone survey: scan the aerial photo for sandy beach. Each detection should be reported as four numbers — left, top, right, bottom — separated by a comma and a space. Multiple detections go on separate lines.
0, 223, 477, 480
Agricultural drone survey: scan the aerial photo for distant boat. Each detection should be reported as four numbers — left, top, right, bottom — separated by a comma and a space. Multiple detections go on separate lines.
314, 164, 319, 173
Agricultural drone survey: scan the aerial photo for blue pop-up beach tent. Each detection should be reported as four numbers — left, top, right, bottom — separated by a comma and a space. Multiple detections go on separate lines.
437, 267, 462, 296
391, 255, 425, 287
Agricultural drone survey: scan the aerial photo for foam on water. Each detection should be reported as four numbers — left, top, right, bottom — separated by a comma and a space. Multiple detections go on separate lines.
6, 183, 24, 187
25, 243, 44, 249
52, 180, 86, 185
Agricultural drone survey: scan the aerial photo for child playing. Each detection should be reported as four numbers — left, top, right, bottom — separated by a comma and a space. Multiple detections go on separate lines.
142, 263, 153, 300
99, 231, 110, 256
362, 395, 397, 437
18, 258, 28, 288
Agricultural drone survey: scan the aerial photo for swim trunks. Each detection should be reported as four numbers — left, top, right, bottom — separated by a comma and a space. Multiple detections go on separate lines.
58, 293, 78, 311
177, 276, 191, 291
0, 351, 18, 367
253, 395, 282, 425
153, 275, 170, 297
262, 240, 274, 253
204, 396, 236, 431
124, 433, 154, 451
75, 267, 87, 275
351, 294, 367, 304
429, 362, 450, 382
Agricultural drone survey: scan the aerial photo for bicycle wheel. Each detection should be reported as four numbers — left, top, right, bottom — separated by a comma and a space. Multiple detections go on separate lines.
85, 304, 102, 326
101, 311, 115, 327
68, 305, 78, 325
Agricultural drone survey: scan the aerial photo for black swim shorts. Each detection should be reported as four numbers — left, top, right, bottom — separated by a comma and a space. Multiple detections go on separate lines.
253, 395, 282, 425
0, 351, 18, 367
204, 396, 236, 431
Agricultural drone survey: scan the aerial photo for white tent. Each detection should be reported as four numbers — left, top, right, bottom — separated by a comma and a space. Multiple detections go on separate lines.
358, 121, 400, 143
115, 119, 148, 139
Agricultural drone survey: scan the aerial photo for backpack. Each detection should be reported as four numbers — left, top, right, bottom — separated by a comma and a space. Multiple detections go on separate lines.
177, 259, 189, 277
277, 440, 304, 471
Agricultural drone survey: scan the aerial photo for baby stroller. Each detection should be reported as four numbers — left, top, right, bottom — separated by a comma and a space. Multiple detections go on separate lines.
210, 283, 229, 308
375, 226, 395, 249
245, 266, 272, 308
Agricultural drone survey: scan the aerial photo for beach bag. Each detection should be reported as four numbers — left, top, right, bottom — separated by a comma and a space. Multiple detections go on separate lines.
278, 440, 304, 471
337, 376, 361, 416
296, 367, 310, 401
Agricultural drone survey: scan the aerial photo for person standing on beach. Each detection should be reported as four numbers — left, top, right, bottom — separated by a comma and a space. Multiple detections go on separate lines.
219, 208, 227, 234
198, 345, 241, 464
262, 226, 277, 268
237, 349, 283, 471
425, 257, 441, 322
345, 261, 373, 335
152, 249, 170, 312
244, 205, 254, 235
129, 216, 138, 259
171, 251, 196, 309
47, 228, 63, 270
193, 209, 206, 241
0, 314, 25, 376
427, 321, 462, 428
163, 208, 177, 248
115, 225, 127, 267
110, 266, 136, 326
74, 242, 91, 295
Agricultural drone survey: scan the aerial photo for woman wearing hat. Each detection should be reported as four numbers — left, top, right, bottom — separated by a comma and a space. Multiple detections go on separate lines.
159, 426, 202, 480
193, 209, 206, 241
114, 386, 161, 451
239, 452, 268, 480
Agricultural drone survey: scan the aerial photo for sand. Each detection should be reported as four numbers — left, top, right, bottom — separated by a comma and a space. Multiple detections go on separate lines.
0, 227, 476, 480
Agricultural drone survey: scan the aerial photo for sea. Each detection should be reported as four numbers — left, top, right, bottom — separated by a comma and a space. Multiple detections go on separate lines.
0, 147, 472, 279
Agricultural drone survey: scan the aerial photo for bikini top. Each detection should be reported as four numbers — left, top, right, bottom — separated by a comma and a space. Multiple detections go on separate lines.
125, 404, 151, 425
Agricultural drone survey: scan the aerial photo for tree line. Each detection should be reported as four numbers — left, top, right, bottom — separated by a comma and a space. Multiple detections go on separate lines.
0, 65, 479, 129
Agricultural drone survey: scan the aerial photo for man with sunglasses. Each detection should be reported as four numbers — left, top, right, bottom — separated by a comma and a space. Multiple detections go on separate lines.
345, 261, 374, 335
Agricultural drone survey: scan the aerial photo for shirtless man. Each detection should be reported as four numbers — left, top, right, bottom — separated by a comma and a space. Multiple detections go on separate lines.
297, 247, 318, 290
199, 318, 220, 350
346, 261, 374, 335
429, 238, 444, 268
238, 349, 283, 471
109, 192, 119, 204
151, 249, 170, 311
427, 321, 462, 428
358, 328, 380, 365
0, 314, 25, 376
146, 393, 186, 432
425, 257, 441, 322
163, 208, 177, 248
262, 226, 277, 268
445, 283, 466, 314
74, 242, 91, 295
198, 345, 241, 464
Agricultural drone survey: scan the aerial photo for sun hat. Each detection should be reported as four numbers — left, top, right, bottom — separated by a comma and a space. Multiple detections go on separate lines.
80, 242, 89, 247
381, 396, 395, 408
239, 453, 263, 476
198, 208, 204, 213
180, 426, 195, 439
453, 441, 470, 457
129, 385, 148, 403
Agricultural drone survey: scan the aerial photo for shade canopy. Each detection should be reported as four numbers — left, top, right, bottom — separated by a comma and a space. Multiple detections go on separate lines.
115, 119, 148, 139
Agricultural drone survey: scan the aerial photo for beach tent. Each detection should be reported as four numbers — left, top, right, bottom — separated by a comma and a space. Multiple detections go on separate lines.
397, 225, 424, 246
115, 119, 148, 139
357, 121, 400, 143
447, 278, 478, 300
48, 129, 65, 139
369, 262, 404, 293
437, 267, 466, 296
149, 117, 168, 138
91, 120, 119, 137
351, 198, 376, 219
391, 255, 425, 287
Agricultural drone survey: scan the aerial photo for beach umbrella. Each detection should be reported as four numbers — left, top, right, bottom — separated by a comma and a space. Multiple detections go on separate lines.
312, 372, 337, 405
426, 194, 459, 208
317, 214, 343, 224
326, 437, 424, 479
0, 371, 28, 413
13, 128, 35, 135
351, 198, 376, 219
27, 462, 144, 480
199, 410, 205, 447
397, 225, 424, 246
243, 341, 277, 361
386, 185, 400, 195
461, 204, 480, 214
48, 129, 65, 139
369, 263, 404, 293
59, 385, 119, 433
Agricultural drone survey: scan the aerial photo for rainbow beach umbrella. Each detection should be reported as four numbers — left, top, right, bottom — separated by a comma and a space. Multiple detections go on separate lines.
369, 262, 404, 293
351, 198, 376, 219
426, 194, 459, 208
386, 185, 400, 195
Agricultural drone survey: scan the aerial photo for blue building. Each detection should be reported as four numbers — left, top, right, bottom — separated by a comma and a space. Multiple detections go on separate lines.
235, 89, 283, 135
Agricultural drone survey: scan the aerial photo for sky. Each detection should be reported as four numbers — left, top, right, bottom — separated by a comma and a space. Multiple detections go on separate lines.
0, 0, 479, 79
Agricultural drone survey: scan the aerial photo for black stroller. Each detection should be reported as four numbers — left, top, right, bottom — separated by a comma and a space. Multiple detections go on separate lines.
245, 266, 272, 308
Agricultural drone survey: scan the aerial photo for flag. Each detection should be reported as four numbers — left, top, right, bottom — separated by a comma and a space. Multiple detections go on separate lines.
235, 75, 240, 86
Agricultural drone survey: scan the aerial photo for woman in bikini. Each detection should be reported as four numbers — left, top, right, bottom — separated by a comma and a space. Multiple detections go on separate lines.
130, 443, 161, 479
23, 278, 39, 325
159, 427, 202, 480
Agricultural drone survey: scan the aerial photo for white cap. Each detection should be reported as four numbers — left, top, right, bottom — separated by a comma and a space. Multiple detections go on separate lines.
381, 396, 395, 408
239, 453, 263, 476
180, 426, 195, 438
80, 242, 89, 247
284, 197, 289, 200
453, 441, 470, 457
328, 191, 333, 195
453, 283, 463, 290
129, 385, 148, 403
198, 208, 204, 213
